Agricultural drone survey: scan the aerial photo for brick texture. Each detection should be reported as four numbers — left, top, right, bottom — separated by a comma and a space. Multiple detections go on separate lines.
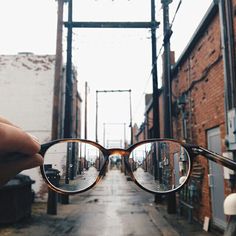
170, 6, 228, 223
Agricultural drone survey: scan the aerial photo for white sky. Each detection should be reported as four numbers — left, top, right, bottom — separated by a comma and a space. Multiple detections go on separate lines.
0, 0, 213, 144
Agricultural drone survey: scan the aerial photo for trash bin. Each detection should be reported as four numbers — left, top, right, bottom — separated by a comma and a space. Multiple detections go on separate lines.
0, 174, 35, 224
45, 168, 60, 187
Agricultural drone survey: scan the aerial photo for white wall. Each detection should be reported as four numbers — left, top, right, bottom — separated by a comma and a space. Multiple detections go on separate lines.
0, 53, 55, 200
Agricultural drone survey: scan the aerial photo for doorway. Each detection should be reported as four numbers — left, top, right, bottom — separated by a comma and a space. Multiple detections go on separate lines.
207, 127, 226, 229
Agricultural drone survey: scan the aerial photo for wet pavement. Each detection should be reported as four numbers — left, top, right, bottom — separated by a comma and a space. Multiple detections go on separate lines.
0, 169, 223, 236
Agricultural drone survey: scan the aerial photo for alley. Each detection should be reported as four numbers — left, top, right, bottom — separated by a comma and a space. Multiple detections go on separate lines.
0, 169, 221, 236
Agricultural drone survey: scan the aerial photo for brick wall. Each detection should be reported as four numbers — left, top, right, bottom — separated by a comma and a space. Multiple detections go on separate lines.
134, 1, 236, 227
171, 6, 227, 222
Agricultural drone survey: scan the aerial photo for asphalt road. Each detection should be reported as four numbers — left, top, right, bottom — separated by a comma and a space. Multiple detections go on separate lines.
0, 169, 221, 236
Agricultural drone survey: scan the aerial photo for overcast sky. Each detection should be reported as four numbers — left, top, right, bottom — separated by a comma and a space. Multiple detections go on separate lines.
0, 0, 213, 144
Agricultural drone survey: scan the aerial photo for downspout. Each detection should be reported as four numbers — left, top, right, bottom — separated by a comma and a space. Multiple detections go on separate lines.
225, 0, 236, 108
217, 0, 229, 138
217, 0, 236, 150
187, 57, 193, 142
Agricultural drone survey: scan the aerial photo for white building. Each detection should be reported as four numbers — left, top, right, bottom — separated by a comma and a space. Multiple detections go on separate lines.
0, 53, 82, 200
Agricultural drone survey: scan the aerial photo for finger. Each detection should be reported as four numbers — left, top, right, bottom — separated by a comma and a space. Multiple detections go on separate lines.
0, 153, 43, 186
0, 123, 40, 155
0, 116, 18, 127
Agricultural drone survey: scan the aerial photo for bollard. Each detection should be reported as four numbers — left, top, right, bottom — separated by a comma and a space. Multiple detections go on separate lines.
224, 193, 236, 236
46, 168, 60, 215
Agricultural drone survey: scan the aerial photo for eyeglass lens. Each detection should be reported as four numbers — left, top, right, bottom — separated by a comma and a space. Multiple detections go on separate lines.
42, 141, 105, 193
129, 140, 190, 193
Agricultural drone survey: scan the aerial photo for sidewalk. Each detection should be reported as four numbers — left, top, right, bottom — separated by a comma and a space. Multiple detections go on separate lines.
154, 202, 223, 236
129, 168, 223, 236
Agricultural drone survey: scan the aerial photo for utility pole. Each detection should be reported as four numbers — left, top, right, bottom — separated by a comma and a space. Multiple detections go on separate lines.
47, 0, 64, 215
162, 0, 176, 214
151, 0, 160, 140
51, 0, 64, 140
151, 0, 161, 204
61, 0, 73, 205
162, 0, 173, 138
64, 0, 73, 140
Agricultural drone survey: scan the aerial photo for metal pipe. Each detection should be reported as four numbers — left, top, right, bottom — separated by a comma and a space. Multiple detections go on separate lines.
162, 0, 176, 214
218, 0, 231, 133
151, 0, 162, 205
162, 0, 172, 139
151, 0, 160, 139
61, 0, 73, 205
64, 0, 73, 138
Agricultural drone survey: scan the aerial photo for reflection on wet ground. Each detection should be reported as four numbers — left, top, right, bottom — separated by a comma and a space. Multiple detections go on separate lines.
58, 167, 99, 191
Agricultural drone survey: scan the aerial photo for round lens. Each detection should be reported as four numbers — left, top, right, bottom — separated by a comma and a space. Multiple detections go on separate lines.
129, 140, 190, 193
42, 140, 105, 193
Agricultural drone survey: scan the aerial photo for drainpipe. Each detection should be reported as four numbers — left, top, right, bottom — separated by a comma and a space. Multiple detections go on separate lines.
217, 0, 236, 150
187, 57, 193, 142
217, 1, 236, 233
162, 0, 176, 214
61, 0, 73, 205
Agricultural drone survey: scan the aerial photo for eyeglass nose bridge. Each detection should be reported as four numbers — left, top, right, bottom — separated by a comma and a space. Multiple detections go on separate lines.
105, 148, 130, 157
104, 148, 132, 170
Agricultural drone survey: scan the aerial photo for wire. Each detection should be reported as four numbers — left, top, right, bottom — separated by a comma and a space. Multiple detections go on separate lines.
170, 0, 182, 30
133, 0, 183, 125
151, 0, 183, 78
158, 0, 183, 61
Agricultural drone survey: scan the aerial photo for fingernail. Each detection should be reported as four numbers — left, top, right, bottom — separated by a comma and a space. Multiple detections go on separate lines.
28, 133, 40, 144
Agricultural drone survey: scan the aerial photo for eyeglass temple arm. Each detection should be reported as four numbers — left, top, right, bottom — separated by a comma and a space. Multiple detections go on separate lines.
184, 144, 236, 170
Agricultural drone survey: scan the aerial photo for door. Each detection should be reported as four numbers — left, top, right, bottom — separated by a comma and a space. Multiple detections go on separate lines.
207, 127, 226, 229
173, 153, 180, 187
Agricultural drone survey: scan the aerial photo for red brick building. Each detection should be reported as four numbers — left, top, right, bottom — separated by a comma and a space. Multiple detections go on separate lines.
136, 1, 236, 231
171, 3, 226, 229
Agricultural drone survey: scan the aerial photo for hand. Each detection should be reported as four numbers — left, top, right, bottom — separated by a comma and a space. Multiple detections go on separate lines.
0, 116, 43, 186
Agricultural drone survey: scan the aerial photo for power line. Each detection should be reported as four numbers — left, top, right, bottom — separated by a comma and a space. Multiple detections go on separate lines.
133, 0, 183, 125
134, 0, 182, 112
170, 0, 182, 29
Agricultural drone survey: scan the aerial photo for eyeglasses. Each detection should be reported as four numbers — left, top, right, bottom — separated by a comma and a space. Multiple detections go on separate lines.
39, 138, 236, 195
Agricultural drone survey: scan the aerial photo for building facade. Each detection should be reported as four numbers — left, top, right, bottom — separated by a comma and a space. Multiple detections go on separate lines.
0, 53, 82, 200
136, 1, 236, 231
